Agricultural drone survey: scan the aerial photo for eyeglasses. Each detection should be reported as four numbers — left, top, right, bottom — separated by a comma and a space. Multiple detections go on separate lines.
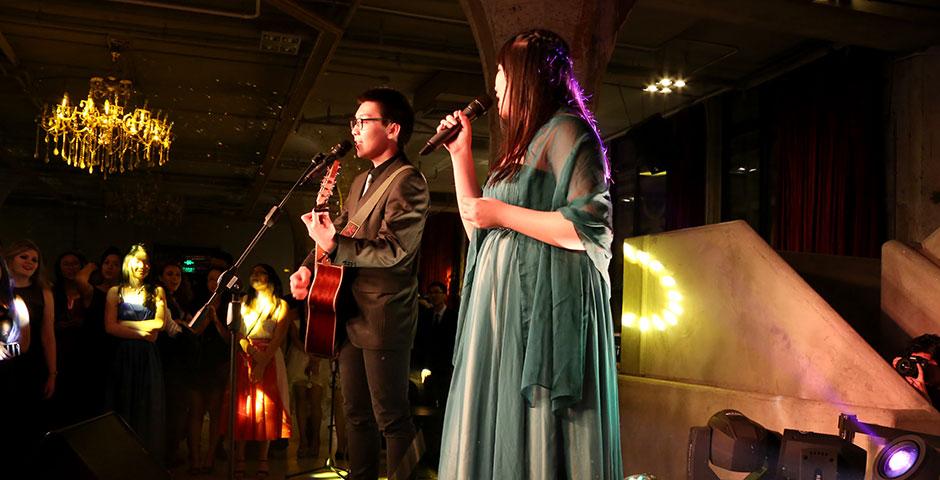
349, 117, 385, 130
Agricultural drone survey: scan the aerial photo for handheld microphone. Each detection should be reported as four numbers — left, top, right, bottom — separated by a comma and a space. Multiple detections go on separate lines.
419, 95, 493, 156
302, 140, 353, 184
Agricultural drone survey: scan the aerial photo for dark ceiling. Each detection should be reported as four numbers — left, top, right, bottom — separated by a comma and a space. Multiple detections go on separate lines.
1, 0, 939, 220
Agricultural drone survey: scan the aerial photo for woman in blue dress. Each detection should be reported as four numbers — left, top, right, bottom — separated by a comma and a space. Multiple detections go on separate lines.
435, 29, 623, 479
105, 244, 167, 463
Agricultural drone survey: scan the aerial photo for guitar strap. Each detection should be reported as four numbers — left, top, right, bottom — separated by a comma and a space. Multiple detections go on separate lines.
339, 165, 416, 237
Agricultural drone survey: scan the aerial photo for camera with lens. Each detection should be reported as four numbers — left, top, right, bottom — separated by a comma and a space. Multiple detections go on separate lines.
896, 356, 925, 378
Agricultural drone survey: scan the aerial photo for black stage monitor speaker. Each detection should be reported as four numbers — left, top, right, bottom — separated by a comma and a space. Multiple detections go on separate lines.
38, 412, 171, 480
775, 429, 866, 480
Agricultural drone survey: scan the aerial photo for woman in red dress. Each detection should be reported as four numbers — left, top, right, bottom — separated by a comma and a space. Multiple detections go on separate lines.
232, 263, 291, 478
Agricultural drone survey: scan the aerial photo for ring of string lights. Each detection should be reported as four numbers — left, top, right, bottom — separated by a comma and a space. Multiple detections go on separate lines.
622, 242, 683, 331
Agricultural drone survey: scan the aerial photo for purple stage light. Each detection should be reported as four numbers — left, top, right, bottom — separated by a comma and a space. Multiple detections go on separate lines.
880, 440, 919, 478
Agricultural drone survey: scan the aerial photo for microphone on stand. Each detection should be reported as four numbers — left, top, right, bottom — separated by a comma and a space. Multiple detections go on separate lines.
302, 140, 354, 184
419, 95, 493, 156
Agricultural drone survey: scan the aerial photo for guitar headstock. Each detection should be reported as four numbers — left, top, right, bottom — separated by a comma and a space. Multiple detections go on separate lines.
315, 160, 342, 209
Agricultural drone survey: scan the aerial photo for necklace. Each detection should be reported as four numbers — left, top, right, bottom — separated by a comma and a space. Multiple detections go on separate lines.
124, 285, 146, 298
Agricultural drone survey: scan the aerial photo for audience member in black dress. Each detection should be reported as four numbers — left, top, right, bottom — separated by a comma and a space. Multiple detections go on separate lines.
50, 250, 96, 427
3, 240, 57, 422
0, 257, 32, 477
157, 261, 196, 467
83, 246, 123, 416
0, 257, 29, 361
187, 266, 230, 474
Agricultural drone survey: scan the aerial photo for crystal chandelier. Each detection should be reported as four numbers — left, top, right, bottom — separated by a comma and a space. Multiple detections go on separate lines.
38, 46, 173, 177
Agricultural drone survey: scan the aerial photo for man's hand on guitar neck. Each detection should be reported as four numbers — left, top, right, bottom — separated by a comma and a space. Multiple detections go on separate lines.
301, 210, 338, 254
290, 266, 312, 300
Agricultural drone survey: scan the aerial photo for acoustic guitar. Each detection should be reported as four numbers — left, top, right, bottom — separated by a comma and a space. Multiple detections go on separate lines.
304, 160, 344, 358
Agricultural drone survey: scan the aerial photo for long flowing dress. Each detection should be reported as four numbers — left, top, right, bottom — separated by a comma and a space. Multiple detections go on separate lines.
107, 297, 167, 463
232, 298, 291, 440
439, 111, 623, 479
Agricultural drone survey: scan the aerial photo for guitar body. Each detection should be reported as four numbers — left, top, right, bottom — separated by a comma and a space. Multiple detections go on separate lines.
303, 160, 344, 358
305, 249, 344, 358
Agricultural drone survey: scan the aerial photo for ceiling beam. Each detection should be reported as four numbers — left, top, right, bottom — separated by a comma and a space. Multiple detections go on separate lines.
242, 0, 360, 214
0, 30, 18, 66
644, 0, 940, 51
413, 71, 486, 113
263, 0, 343, 36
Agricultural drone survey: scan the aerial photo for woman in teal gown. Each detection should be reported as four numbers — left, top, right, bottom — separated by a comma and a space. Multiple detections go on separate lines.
435, 29, 623, 479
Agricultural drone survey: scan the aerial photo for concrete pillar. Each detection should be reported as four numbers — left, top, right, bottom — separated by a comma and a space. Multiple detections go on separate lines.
458, 0, 636, 161
889, 47, 940, 244
459, 0, 635, 99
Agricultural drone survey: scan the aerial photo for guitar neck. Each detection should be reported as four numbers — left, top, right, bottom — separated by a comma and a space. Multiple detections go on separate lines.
315, 244, 331, 264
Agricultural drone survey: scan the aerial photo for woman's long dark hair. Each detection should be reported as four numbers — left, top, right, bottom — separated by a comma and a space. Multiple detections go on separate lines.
490, 29, 606, 184
120, 244, 156, 311
245, 263, 282, 305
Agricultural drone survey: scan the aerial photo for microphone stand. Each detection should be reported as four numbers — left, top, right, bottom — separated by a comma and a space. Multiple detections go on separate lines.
189, 151, 333, 480
287, 358, 348, 479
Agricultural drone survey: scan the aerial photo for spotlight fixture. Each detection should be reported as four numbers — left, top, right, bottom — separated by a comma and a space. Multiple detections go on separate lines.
687, 410, 780, 480
691, 411, 877, 479
841, 414, 940, 480
643, 77, 688, 94
873, 435, 940, 480
775, 429, 866, 479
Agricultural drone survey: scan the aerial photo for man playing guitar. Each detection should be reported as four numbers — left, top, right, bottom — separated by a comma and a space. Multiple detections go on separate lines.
290, 87, 429, 480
